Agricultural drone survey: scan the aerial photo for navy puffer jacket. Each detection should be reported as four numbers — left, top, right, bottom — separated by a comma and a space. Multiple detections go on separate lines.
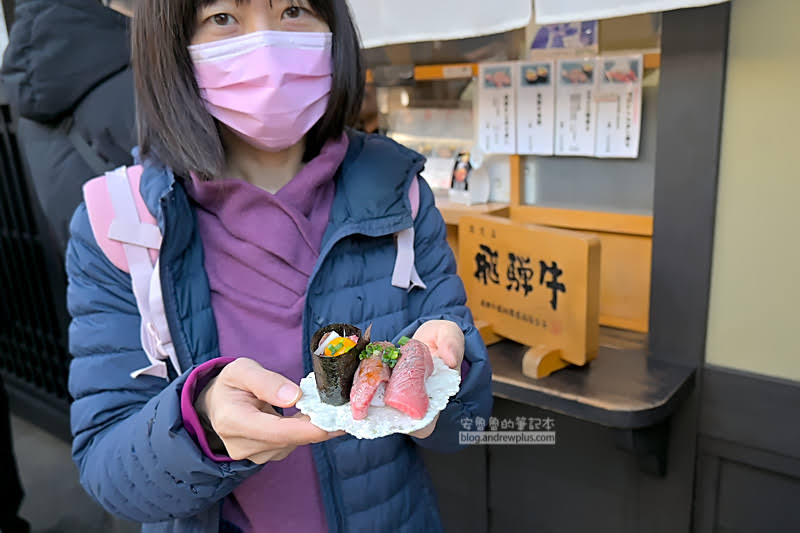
66, 130, 494, 533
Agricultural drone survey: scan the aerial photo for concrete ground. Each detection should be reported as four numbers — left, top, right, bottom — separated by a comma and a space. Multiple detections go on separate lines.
10, 415, 139, 533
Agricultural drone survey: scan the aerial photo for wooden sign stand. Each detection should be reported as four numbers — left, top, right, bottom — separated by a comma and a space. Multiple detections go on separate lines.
522, 345, 570, 378
477, 320, 579, 378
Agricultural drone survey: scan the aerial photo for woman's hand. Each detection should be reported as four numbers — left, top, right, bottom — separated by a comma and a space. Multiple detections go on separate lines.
195, 358, 342, 464
411, 319, 465, 370
408, 320, 465, 439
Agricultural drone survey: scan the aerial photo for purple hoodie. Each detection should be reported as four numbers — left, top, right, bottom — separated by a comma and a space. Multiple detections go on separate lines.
180, 134, 349, 532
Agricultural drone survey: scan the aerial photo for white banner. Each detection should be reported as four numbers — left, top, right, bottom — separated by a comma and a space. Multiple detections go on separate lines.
533, 0, 728, 23
348, 0, 532, 49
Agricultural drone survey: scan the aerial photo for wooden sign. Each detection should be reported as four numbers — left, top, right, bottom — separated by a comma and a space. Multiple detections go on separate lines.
459, 215, 601, 376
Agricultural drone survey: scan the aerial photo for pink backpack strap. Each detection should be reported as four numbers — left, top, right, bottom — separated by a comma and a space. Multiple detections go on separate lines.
391, 177, 427, 291
409, 175, 420, 220
83, 166, 180, 380
83, 165, 159, 272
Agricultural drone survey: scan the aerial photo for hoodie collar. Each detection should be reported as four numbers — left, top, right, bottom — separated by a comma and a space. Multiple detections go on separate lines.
135, 130, 427, 252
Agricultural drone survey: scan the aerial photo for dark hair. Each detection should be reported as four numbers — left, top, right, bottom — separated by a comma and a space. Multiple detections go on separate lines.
132, 0, 364, 179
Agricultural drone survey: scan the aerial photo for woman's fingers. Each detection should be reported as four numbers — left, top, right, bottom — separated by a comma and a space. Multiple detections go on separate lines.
199, 359, 344, 463
266, 416, 340, 446
223, 434, 298, 463
409, 413, 439, 439
248, 447, 296, 465
222, 436, 296, 462
221, 358, 302, 408
214, 407, 342, 461
216, 404, 340, 446
413, 320, 465, 369
430, 336, 462, 369
196, 359, 350, 464
291, 413, 346, 439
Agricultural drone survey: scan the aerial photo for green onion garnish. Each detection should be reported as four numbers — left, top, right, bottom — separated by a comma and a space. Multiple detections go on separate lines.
327, 341, 344, 356
398, 336, 411, 346
382, 347, 401, 368
358, 342, 405, 368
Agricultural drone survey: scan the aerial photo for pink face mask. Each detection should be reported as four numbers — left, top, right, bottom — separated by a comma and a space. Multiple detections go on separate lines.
189, 30, 333, 151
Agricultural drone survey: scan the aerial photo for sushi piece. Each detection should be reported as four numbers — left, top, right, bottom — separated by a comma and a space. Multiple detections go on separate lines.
384, 339, 434, 419
349, 341, 394, 420
310, 323, 371, 406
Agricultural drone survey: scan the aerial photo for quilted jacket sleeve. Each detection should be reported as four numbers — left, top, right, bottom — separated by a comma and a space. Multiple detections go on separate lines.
66, 203, 261, 523
394, 178, 494, 453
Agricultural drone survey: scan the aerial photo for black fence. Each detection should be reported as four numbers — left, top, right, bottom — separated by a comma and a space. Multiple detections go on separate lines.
0, 84, 71, 440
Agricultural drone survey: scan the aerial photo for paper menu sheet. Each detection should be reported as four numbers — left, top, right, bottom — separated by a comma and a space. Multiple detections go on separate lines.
478, 63, 517, 155
555, 59, 596, 156
594, 55, 643, 158
517, 61, 555, 156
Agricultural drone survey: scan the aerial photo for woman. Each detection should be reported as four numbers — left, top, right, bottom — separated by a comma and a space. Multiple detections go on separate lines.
66, 1, 493, 532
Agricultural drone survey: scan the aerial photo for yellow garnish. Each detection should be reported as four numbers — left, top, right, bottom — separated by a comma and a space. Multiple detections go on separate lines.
326, 337, 357, 357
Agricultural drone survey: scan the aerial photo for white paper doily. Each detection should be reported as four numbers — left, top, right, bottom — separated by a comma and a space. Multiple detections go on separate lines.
296, 357, 461, 439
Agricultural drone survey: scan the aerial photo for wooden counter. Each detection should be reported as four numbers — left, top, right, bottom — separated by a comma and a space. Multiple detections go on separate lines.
435, 198, 509, 226
488, 328, 695, 430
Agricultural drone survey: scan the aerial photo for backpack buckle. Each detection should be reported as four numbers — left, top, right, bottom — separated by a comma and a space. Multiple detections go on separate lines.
146, 321, 174, 359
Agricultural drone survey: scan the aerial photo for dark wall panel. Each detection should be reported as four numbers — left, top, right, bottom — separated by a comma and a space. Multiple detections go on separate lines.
694, 366, 800, 533
717, 461, 800, 533
421, 444, 489, 533
487, 399, 641, 533
700, 365, 800, 459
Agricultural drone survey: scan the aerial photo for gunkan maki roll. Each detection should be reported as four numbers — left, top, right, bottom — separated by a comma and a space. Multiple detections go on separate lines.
310, 323, 372, 405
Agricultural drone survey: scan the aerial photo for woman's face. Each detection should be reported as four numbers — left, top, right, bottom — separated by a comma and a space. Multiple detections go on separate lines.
192, 0, 331, 45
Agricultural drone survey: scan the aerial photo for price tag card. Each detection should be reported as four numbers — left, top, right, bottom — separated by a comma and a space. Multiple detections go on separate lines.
594, 55, 643, 158
555, 59, 596, 156
517, 61, 555, 155
478, 63, 517, 155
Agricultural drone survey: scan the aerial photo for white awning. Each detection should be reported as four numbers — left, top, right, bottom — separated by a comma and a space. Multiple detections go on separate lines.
533, 0, 729, 24
348, 0, 532, 49
0, 9, 8, 67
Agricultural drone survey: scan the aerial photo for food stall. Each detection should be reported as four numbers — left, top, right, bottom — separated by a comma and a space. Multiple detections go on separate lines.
350, 1, 759, 532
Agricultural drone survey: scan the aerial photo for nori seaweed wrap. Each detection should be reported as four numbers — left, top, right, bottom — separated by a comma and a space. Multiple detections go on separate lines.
310, 323, 372, 405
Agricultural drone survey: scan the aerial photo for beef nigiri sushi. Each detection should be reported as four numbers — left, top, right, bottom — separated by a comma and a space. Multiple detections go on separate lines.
384, 339, 434, 419
349, 341, 394, 420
